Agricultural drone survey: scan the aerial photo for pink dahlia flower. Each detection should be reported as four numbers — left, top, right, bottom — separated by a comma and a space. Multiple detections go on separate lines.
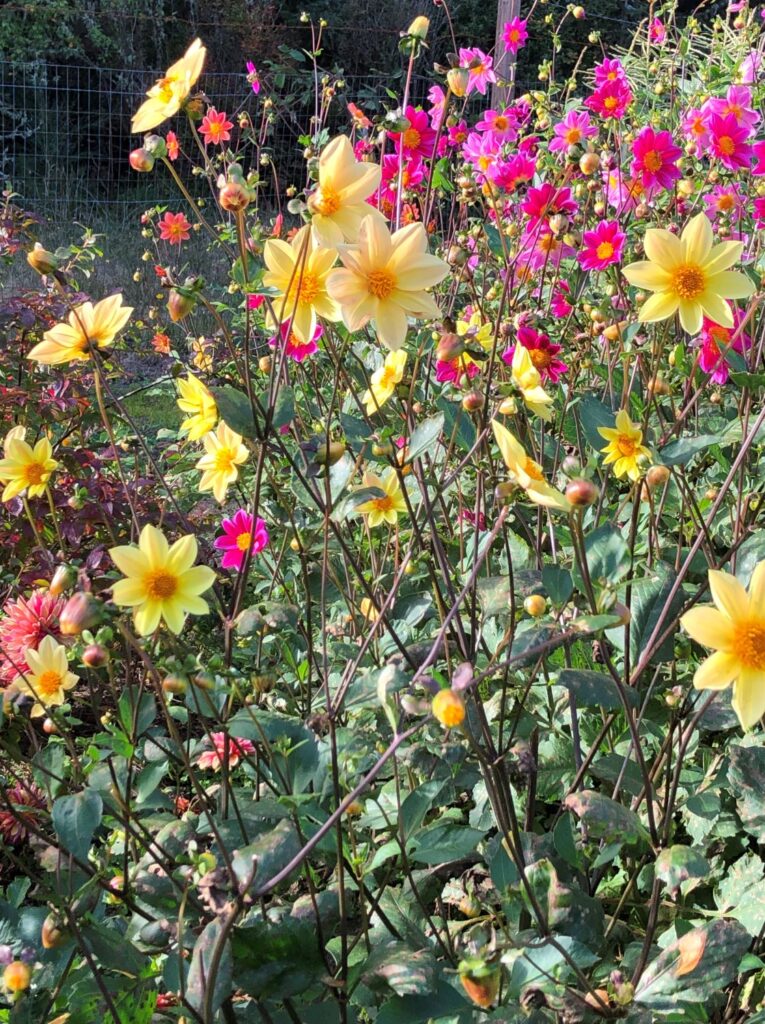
214, 510, 269, 571
0, 590, 63, 685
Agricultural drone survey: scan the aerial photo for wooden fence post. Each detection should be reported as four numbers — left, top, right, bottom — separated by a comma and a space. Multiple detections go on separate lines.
492, 0, 522, 107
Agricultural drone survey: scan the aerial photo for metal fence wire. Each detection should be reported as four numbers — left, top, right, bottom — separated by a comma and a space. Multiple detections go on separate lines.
0, 60, 439, 222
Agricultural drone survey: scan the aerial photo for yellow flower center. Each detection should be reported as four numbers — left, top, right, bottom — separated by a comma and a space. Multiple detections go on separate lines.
312, 186, 341, 215
734, 621, 765, 669
156, 77, 175, 103
402, 127, 422, 150
565, 127, 582, 144
596, 241, 615, 261
691, 118, 704, 136
616, 434, 637, 457
523, 457, 545, 481
367, 269, 396, 300
293, 271, 320, 305
145, 570, 178, 600
371, 496, 394, 512
604, 96, 618, 111
478, 155, 491, 171
37, 669, 63, 697
643, 150, 663, 173
25, 463, 45, 486
671, 264, 705, 300
236, 531, 252, 551
214, 448, 236, 473
528, 348, 552, 370
718, 135, 735, 156
379, 367, 398, 388
538, 234, 559, 254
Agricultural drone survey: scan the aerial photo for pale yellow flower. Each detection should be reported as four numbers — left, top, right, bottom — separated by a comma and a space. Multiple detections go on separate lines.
132, 39, 207, 134
681, 564, 765, 730
511, 344, 554, 421
195, 421, 248, 503
356, 469, 407, 527
622, 212, 753, 335
14, 635, 78, 718
598, 409, 652, 481
0, 430, 58, 501
177, 374, 218, 441
363, 350, 407, 415
327, 216, 448, 351
110, 524, 215, 636
307, 135, 384, 246
492, 420, 569, 511
28, 295, 132, 366
263, 226, 341, 343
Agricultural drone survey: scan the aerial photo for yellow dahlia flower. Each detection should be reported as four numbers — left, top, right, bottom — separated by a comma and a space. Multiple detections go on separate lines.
327, 216, 448, 351
262, 226, 341, 344
598, 409, 652, 481
195, 422, 248, 503
110, 524, 216, 636
28, 294, 133, 366
363, 350, 407, 415
177, 374, 218, 441
492, 420, 569, 511
681, 565, 765, 730
622, 212, 753, 335
14, 635, 78, 718
131, 39, 207, 134
510, 345, 554, 421
356, 469, 407, 527
0, 429, 58, 501
307, 135, 384, 246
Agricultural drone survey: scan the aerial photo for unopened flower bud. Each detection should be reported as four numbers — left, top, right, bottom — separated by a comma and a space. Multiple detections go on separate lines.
167, 289, 196, 323
315, 440, 347, 465
219, 181, 250, 212
407, 15, 429, 39
579, 152, 600, 175
162, 674, 188, 695
572, 5, 586, 18
524, 594, 546, 617
446, 67, 471, 97
41, 914, 67, 950
462, 390, 485, 412
3, 961, 31, 993
82, 643, 109, 669
645, 464, 670, 489
49, 564, 75, 597
129, 148, 155, 173
436, 332, 466, 362
565, 478, 599, 507
258, 355, 272, 373
27, 244, 60, 276
59, 592, 102, 636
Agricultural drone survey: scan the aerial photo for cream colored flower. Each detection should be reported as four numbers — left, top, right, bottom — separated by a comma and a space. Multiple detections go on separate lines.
263, 226, 341, 343
511, 345, 554, 421
28, 295, 132, 366
307, 135, 384, 246
177, 374, 218, 441
492, 420, 569, 511
132, 39, 207, 133
14, 635, 78, 718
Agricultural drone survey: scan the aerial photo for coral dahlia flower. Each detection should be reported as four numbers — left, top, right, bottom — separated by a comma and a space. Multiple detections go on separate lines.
0, 590, 63, 686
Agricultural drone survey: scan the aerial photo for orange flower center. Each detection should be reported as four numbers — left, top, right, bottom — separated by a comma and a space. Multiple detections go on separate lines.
709, 325, 730, 346
25, 463, 45, 485
236, 531, 252, 551
734, 621, 765, 669
371, 496, 394, 512
671, 264, 705, 299
603, 96, 618, 111
37, 669, 63, 697
716, 194, 735, 211
596, 241, 615, 261
494, 116, 509, 131
528, 348, 552, 370
508, 29, 520, 41
402, 127, 422, 150
156, 77, 174, 103
367, 269, 396, 299
616, 434, 637, 457
214, 448, 236, 473
294, 271, 320, 305
523, 457, 545, 481
718, 135, 735, 156
312, 186, 341, 216
145, 570, 178, 600
642, 150, 663, 172
379, 367, 398, 388
565, 127, 582, 144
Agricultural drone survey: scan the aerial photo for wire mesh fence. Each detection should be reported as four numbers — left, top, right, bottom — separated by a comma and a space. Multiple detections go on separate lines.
0, 60, 439, 225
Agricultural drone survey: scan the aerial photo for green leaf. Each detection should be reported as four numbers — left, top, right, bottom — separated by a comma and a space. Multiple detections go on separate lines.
564, 790, 649, 848
232, 917, 327, 999
542, 565, 573, 606
186, 917, 233, 1016
734, 532, 765, 589
410, 824, 484, 865
407, 413, 444, 463
376, 978, 469, 1024
212, 385, 260, 439
558, 669, 638, 711
728, 744, 765, 842
52, 790, 102, 862
362, 942, 437, 996
634, 920, 750, 1009
715, 853, 765, 936
628, 563, 683, 664
574, 524, 629, 589
232, 819, 301, 892
438, 397, 477, 454
659, 434, 722, 466
655, 846, 709, 896
273, 386, 294, 429
578, 393, 615, 450
476, 571, 542, 618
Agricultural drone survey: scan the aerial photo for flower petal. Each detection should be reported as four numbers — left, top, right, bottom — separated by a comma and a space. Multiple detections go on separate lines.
705, 270, 754, 300
680, 605, 735, 648
677, 299, 703, 335
709, 568, 748, 620
693, 650, 740, 690
639, 291, 680, 323
732, 667, 765, 730
681, 212, 713, 265
622, 261, 671, 291
643, 228, 683, 270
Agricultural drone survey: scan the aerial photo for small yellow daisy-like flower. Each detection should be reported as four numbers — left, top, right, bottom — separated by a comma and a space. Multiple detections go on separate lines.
195, 421, 248, 503
27, 295, 133, 366
110, 523, 216, 636
356, 468, 407, 528
363, 350, 407, 415
327, 216, 448, 352
306, 135, 384, 247
511, 345, 554, 421
492, 420, 569, 511
359, 597, 379, 623
457, 311, 493, 352
0, 428, 58, 502
598, 409, 652, 481
131, 38, 207, 134
622, 212, 753, 335
14, 635, 78, 718
263, 225, 341, 344
681, 564, 765, 731
177, 374, 218, 441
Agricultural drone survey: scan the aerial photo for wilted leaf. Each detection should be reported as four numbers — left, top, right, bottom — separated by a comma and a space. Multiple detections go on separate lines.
715, 853, 765, 935
655, 846, 709, 896
564, 790, 649, 848
232, 819, 301, 892
186, 917, 233, 1016
728, 745, 765, 843
363, 942, 437, 996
